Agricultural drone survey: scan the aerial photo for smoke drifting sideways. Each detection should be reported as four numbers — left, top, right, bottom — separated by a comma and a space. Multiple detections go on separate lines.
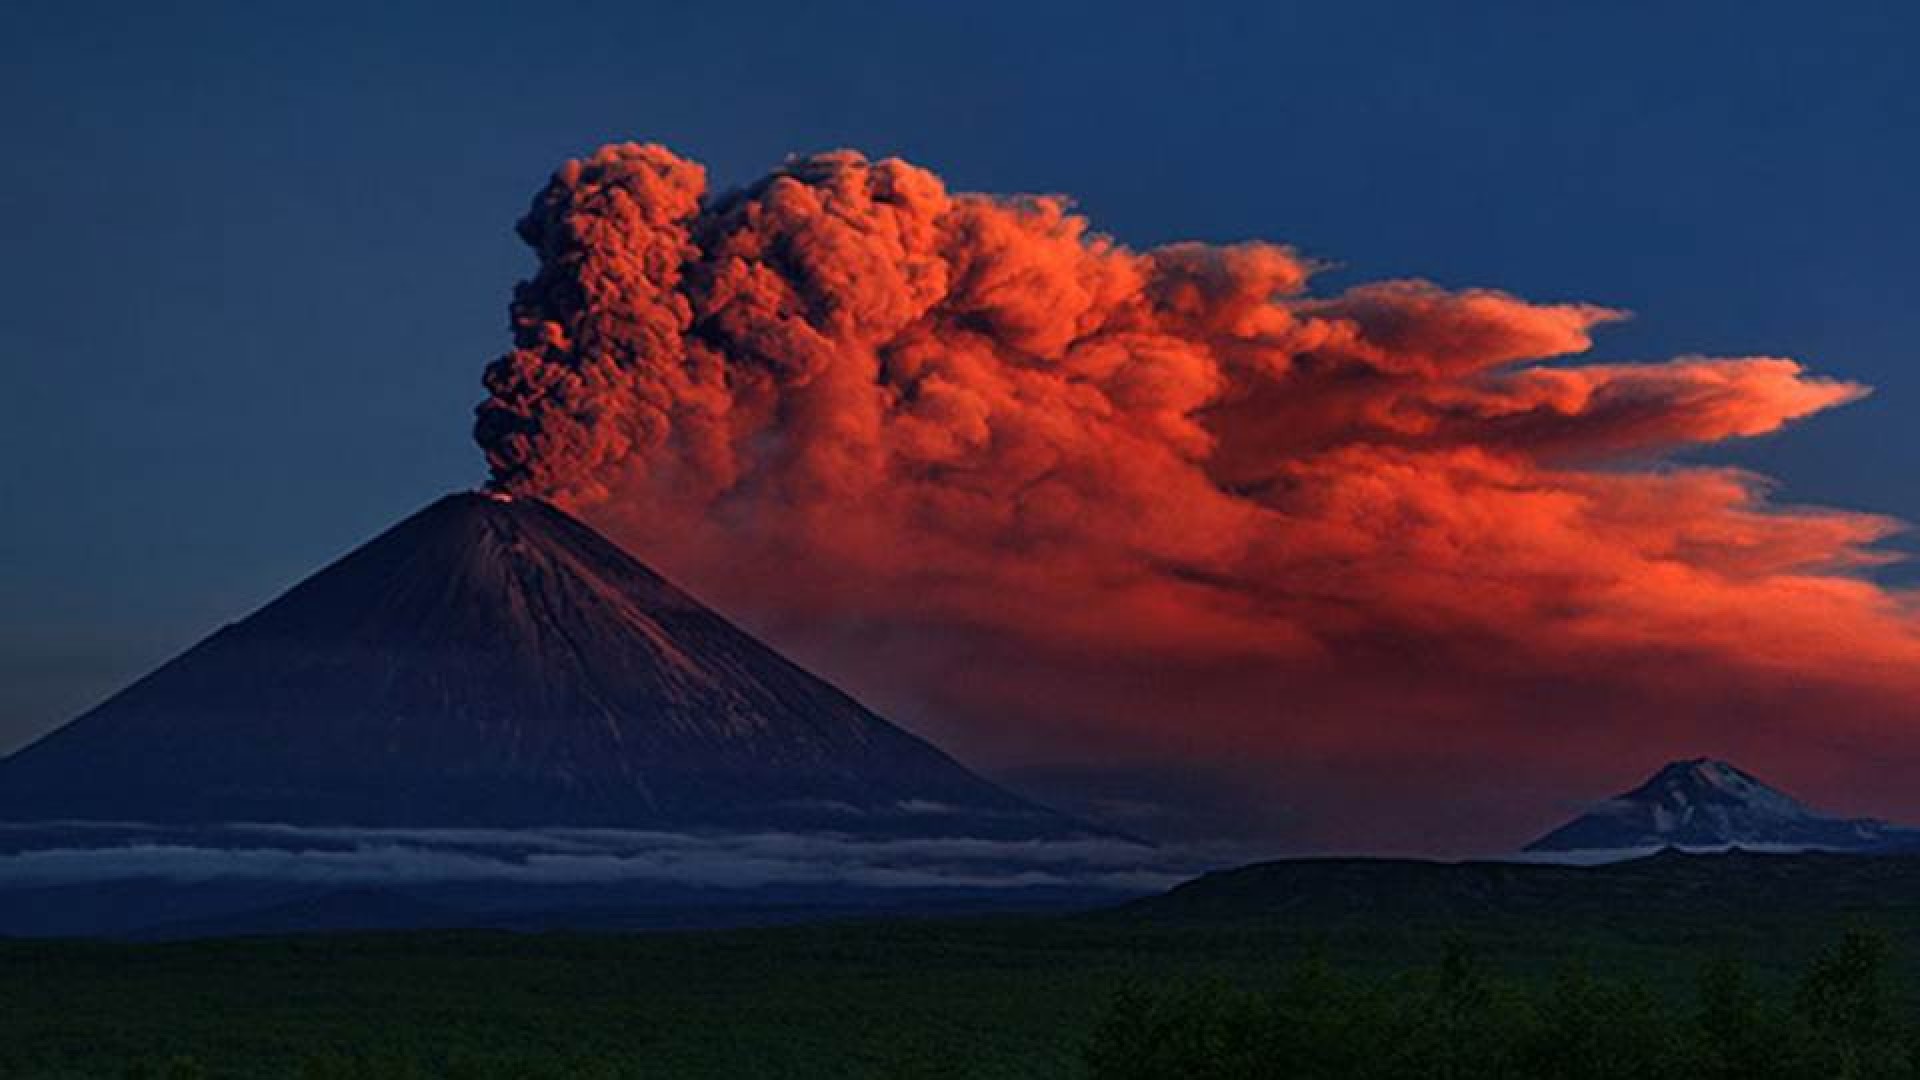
476, 144, 1920, 852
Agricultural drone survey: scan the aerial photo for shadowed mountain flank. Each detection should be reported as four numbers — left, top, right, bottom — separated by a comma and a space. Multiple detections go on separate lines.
0, 494, 1066, 837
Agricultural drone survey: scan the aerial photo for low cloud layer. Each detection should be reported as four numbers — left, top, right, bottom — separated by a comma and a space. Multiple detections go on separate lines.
474, 145, 1920, 851
0, 822, 1191, 891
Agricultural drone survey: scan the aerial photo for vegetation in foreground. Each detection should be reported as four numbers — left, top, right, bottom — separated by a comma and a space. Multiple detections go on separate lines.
1088, 929, 1916, 1080
7, 907, 1920, 1079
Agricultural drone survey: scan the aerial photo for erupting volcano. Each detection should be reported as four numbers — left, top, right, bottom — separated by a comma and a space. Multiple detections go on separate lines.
0, 494, 1069, 838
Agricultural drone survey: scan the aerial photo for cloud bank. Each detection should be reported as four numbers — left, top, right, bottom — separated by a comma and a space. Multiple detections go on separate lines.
0, 822, 1187, 891
474, 145, 1920, 851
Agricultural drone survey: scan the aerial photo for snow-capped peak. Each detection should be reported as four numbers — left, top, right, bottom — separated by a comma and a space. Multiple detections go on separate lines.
1632, 758, 1813, 821
1523, 758, 1917, 857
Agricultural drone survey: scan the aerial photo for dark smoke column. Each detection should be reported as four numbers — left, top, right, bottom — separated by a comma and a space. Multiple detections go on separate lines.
478, 144, 708, 503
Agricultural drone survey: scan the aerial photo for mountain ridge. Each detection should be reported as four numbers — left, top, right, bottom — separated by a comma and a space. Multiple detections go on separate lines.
1120, 846, 1920, 925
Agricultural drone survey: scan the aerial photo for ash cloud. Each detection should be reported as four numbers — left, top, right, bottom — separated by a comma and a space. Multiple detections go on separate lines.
474, 144, 1920, 850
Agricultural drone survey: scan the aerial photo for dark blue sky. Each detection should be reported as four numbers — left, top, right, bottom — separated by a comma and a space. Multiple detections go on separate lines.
2, 1, 1915, 751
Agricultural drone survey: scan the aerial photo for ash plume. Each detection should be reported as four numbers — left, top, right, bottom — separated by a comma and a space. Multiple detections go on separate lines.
476, 143, 1918, 849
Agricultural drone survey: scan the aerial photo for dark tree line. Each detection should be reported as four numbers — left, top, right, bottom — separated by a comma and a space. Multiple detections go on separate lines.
1086, 930, 1919, 1080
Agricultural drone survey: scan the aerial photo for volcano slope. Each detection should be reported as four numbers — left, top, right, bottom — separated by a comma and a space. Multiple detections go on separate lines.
0, 493, 1067, 839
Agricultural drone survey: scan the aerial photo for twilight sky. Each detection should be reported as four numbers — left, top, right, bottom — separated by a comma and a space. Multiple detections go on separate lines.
3, 2, 1917, 851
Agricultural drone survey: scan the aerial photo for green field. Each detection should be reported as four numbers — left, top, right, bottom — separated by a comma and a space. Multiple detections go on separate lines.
2, 913, 1916, 1078
9, 853, 1920, 1078
0, 918, 1179, 1079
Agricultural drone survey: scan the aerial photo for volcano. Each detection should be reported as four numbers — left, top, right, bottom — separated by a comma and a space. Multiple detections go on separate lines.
1524, 758, 1920, 856
0, 494, 1067, 837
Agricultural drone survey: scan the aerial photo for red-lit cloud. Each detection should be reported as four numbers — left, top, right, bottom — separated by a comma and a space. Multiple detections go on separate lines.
476, 144, 1920, 851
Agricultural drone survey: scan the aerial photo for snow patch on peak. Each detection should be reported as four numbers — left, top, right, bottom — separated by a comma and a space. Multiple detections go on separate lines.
1631, 758, 1812, 821
1524, 758, 1919, 857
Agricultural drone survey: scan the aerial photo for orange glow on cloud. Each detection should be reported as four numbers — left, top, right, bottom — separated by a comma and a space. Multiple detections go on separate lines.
476, 144, 1920, 850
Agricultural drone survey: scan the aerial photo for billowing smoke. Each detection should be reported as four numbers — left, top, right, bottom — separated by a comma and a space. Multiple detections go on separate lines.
476, 144, 1920, 851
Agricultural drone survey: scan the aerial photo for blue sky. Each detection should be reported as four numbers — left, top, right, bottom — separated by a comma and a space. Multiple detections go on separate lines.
1, 1, 1915, 750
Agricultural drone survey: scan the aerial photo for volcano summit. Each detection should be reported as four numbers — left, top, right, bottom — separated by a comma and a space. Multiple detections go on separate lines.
0, 494, 1066, 838
1524, 758, 1920, 856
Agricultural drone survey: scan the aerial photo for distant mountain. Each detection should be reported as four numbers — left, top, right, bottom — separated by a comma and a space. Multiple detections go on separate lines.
0, 493, 1072, 838
1523, 758, 1919, 856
